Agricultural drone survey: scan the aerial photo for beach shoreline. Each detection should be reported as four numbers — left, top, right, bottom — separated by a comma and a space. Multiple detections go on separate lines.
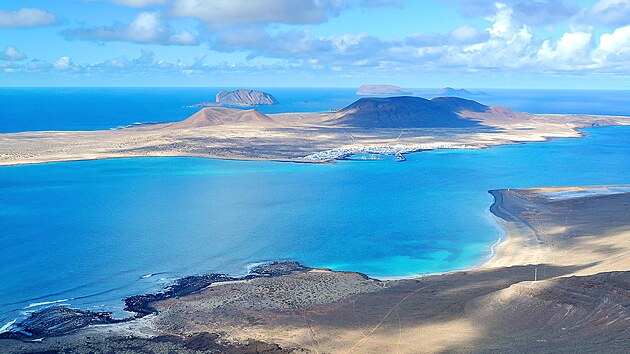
1, 186, 629, 352
0, 185, 528, 337
0, 108, 628, 167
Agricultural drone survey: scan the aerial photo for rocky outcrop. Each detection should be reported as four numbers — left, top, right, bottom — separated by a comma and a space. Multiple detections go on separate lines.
215, 89, 278, 106
0, 262, 309, 340
356, 84, 412, 96
0, 307, 120, 340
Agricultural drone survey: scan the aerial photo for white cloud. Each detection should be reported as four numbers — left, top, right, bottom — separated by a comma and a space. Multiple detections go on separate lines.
360, 0, 403, 7
593, 25, 630, 64
62, 12, 198, 46
206, 2, 630, 75
53, 56, 74, 70
582, 0, 630, 26
537, 32, 593, 68
0, 7, 58, 28
444, 0, 579, 26
170, 0, 346, 27
450, 25, 488, 44
112, 0, 166, 7
0, 46, 27, 61
5, 0, 630, 79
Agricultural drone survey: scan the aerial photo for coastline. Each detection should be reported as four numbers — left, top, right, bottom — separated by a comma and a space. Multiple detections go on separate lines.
0, 186, 598, 331
0, 110, 628, 167
4, 128, 628, 336
0, 189, 512, 336
0, 124, 624, 168
1, 187, 629, 353
0, 262, 311, 340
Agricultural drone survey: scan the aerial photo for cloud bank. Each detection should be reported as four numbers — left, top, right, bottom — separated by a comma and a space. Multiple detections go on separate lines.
0, 46, 27, 61
0, 7, 58, 28
62, 12, 198, 45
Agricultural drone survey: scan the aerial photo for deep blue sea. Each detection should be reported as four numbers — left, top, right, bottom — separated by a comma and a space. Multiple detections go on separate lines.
0, 88, 629, 132
0, 88, 629, 329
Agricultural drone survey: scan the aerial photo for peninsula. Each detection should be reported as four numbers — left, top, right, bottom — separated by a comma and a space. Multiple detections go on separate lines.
2, 186, 628, 353
0, 96, 627, 166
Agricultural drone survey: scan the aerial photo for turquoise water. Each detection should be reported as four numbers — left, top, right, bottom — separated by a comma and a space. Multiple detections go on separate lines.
0, 126, 628, 326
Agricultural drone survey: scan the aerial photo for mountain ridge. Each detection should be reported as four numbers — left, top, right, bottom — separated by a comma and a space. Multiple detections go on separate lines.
326, 96, 489, 128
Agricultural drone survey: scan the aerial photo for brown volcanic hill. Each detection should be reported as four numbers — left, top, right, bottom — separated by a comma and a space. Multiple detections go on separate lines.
466, 271, 630, 345
326, 96, 487, 128
168, 108, 274, 129
431, 96, 488, 112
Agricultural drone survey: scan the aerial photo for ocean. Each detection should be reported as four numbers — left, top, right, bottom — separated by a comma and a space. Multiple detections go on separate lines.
0, 88, 629, 328
1, 88, 629, 133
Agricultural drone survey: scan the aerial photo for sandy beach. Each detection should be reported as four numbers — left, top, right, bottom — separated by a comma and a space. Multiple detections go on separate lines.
1, 186, 628, 353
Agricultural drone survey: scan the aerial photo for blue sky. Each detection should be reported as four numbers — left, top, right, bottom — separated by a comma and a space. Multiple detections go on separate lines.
1, 0, 629, 88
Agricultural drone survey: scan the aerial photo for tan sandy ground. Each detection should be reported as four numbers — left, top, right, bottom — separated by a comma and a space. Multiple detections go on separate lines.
0, 108, 628, 166
2, 187, 629, 353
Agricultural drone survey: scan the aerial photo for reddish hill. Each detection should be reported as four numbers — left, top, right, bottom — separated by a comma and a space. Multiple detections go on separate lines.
169, 108, 274, 128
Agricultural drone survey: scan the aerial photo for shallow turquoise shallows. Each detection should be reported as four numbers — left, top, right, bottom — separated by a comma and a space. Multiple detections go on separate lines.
0, 126, 629, 326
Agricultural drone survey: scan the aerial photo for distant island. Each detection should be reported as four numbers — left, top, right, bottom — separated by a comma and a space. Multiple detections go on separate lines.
356, 84, 412, 96
419, 87, 486, 96
192, 89, 279, 107
0, 95, 625, 166
357, 85, 486, 97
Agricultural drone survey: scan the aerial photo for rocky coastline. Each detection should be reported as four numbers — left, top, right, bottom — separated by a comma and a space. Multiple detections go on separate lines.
0, 262, 309, 341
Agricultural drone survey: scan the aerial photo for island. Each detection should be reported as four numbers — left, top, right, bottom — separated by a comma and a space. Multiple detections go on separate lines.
0, 96, 627, 166
356, 84, 412, 96
419, 87, 485, 96
192, 89, 279, 107
2, 186, 628, 353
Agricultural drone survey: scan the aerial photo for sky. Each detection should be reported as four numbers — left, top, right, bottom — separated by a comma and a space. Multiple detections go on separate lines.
0, 0, 629, 88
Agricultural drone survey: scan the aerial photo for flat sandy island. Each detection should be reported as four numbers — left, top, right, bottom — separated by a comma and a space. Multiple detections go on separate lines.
2, 186, 628, 353
1, 100, 628, 166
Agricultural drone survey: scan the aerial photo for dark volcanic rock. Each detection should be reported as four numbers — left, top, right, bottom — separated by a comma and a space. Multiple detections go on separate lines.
431, 96, 489, 113
126, 262, 310, 316
0, 307, 119, 340
249, 261, 309, 277
326, 96, 485, 128
124, 273, 236, 316
2, 262, 311, 340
